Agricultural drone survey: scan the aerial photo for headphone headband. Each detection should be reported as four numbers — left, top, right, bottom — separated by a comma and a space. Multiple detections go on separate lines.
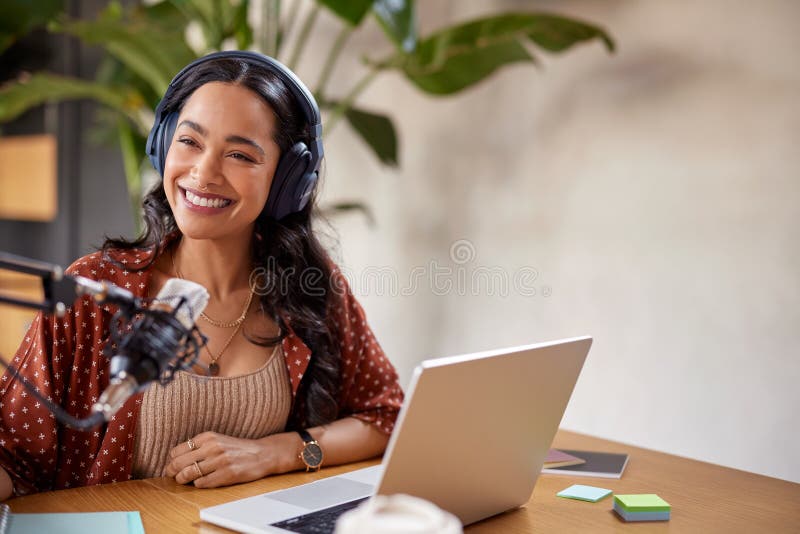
162, 51, 321, 135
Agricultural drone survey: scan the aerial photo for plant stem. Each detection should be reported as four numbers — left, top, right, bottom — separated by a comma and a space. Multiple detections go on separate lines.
210, 0, 223, 49
325, 67, 379, 134
117, 118, 142, 233
277, 0, 301, 59
261, 0, 280, 57
315, 24, 353, 99
287, 3, 320, 70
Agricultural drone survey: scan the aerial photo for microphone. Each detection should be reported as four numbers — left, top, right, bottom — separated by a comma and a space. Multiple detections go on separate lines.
91, 278, 209, 420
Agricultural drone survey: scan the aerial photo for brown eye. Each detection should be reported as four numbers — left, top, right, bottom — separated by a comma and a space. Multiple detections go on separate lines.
178, 138, 199, 148
230, 152, 255, 163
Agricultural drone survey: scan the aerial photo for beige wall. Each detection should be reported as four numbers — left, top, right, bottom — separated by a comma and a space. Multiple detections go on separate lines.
304, 0, 800, 482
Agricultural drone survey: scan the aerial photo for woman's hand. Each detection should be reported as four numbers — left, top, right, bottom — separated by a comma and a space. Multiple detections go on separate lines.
164, 431, 302, 488
164, 418, 389, 489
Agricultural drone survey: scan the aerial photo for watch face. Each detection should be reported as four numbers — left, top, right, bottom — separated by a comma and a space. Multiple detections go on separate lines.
302, 442, 323, 467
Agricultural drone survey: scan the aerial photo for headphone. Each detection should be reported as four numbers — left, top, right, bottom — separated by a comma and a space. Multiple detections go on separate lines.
145, 50, 323, 220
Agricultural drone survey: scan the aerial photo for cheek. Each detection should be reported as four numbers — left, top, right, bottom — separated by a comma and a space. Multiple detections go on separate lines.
244, 162, 278, 210
163, 147, 190, 180
240, 172, 273, 214
162, 149, 192, 201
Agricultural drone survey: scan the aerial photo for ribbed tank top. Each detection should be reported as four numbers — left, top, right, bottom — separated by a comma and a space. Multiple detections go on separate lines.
132, 344, 290, 478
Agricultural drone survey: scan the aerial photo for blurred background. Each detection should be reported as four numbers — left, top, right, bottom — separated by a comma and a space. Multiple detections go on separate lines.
1, 0, 798, 484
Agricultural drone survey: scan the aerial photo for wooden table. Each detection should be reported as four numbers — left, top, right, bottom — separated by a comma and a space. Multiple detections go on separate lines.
7, 430, 799, 532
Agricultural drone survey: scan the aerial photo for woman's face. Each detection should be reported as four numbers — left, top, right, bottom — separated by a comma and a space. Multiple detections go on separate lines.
163, 81, 281, 242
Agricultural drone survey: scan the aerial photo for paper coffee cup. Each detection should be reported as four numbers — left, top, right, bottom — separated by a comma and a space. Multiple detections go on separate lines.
334, 494, 462, 534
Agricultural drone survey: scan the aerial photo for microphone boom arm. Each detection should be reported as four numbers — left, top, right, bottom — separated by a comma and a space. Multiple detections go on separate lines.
0, 251, 67, 315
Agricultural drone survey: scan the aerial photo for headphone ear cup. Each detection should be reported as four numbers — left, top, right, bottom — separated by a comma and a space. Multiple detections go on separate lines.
265, 142, 317, 220
146, 111, 179, 177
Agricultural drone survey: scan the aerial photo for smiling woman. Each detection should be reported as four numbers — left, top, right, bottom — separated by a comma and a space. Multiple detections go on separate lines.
165, 82, 279, 241
0, 52, 404, 499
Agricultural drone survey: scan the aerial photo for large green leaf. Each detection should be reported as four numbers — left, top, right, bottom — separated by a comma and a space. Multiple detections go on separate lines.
316, 0, 372, 26
523, 13, 615, 53
141, 1, 192, 31
373, 0, 416, 53
168, 0, 232, 50
394, 12, 614, 95
344, 106, 398, 166
0, 0, 64, 53
0, 72, 141, 126
51, 9, 195, 95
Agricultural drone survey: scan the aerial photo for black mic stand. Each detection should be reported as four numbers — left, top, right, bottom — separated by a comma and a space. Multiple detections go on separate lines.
0, 250, 203, 430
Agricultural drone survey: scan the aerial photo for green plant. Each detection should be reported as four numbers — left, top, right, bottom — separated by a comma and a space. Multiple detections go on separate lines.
0, 1, 614, 226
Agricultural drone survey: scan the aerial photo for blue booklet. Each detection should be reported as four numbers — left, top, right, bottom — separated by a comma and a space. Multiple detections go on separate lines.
0, 505, 144, 534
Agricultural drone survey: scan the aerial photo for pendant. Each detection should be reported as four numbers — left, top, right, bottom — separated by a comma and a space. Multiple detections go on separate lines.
208, 362, 220, 376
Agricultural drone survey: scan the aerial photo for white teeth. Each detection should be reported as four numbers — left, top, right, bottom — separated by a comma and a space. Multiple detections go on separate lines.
185, 189, 231, 208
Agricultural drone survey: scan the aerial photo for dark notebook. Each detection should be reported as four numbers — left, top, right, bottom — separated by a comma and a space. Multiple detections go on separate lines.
542, 449, 629, 478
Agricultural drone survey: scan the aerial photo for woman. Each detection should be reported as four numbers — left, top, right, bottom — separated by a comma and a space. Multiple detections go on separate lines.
0, 51, 403, 499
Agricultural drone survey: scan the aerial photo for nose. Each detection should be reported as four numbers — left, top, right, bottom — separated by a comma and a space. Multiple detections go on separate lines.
190, 152, 222, 190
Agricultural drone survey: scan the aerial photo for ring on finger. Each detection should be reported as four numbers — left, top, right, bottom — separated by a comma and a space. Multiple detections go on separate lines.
187, 438, 197, 451
193, 461, 204, 478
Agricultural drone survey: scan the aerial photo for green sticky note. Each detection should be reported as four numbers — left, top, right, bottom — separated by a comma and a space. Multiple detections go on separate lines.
557, 484, 612, 502
614, 494, 671, 512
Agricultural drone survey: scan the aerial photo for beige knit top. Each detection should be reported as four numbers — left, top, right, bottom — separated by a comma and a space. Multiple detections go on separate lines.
132, 344, 291, 478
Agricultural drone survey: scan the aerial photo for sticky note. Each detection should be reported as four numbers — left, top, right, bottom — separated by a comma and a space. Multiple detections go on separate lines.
557, 484, 613, 502
614, 494, 671, 512
613, 502, 670, 522
7, 511, 144, 533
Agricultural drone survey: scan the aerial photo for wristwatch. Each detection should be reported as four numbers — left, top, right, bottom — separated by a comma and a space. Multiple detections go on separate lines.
297, 429, 323, 471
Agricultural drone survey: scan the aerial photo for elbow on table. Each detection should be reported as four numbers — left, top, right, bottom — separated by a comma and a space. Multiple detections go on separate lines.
0, 466, 13, 501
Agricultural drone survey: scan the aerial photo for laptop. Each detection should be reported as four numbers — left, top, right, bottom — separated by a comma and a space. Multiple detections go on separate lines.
200, 336, 592, 533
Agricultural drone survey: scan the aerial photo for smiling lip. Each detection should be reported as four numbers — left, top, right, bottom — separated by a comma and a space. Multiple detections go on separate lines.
179, 186, 235, 213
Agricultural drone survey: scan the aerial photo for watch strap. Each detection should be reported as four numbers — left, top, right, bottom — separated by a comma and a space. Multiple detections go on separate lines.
298, 429, 315, 444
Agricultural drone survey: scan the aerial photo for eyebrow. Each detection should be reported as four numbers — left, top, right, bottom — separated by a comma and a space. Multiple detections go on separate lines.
178, 120, 266, 157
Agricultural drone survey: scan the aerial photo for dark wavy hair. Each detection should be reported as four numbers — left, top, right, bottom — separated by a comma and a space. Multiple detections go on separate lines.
103, 57, 343, 429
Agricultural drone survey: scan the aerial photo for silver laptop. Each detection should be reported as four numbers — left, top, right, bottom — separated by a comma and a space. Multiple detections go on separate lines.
200, 336, 592, 533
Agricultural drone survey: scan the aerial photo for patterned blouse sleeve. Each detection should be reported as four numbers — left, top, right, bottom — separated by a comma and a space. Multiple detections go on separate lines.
0, 254, 105, 495
333, 271, 404, 436
0, 294, 77, 495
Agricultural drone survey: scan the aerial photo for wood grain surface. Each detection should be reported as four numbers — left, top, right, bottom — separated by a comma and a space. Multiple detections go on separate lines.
7, 431, 799, 533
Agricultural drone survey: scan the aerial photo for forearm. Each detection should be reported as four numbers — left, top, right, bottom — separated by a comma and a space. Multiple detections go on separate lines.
0, 465, 13, 501
276, 416, 390, 472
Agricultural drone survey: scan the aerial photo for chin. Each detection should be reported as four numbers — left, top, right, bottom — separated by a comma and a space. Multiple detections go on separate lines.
174, 217, 255, 243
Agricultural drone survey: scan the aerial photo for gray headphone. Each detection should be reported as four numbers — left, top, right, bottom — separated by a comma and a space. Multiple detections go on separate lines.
145, 51, 323, 220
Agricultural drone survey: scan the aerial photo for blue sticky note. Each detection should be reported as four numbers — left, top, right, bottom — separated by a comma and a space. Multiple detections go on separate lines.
8, 511, 143, 533
557, 484, 613, 502
127, 511, 146, 534
613, 502, 670, 522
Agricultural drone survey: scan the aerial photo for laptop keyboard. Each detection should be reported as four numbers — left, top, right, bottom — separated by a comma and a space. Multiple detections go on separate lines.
270, 497, 369, 533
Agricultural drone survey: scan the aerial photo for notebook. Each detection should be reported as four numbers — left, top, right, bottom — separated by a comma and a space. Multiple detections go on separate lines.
200, 336, 592, 533
543, 449, 587, 469
0, 505, 144, 534
542, 449, 629, 478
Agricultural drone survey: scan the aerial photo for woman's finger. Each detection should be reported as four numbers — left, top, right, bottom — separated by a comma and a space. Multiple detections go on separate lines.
168, 435, 207, 460
174, 457, 212, 485
164, 447, 206, 477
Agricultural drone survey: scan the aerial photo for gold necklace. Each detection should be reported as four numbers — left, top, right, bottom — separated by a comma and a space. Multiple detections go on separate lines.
171, 249, 254, 328
170, 249, 254, 376
204, 320, 244, 376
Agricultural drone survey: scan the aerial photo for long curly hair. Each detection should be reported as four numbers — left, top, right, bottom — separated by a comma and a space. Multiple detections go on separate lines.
103, 57, 343, 429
